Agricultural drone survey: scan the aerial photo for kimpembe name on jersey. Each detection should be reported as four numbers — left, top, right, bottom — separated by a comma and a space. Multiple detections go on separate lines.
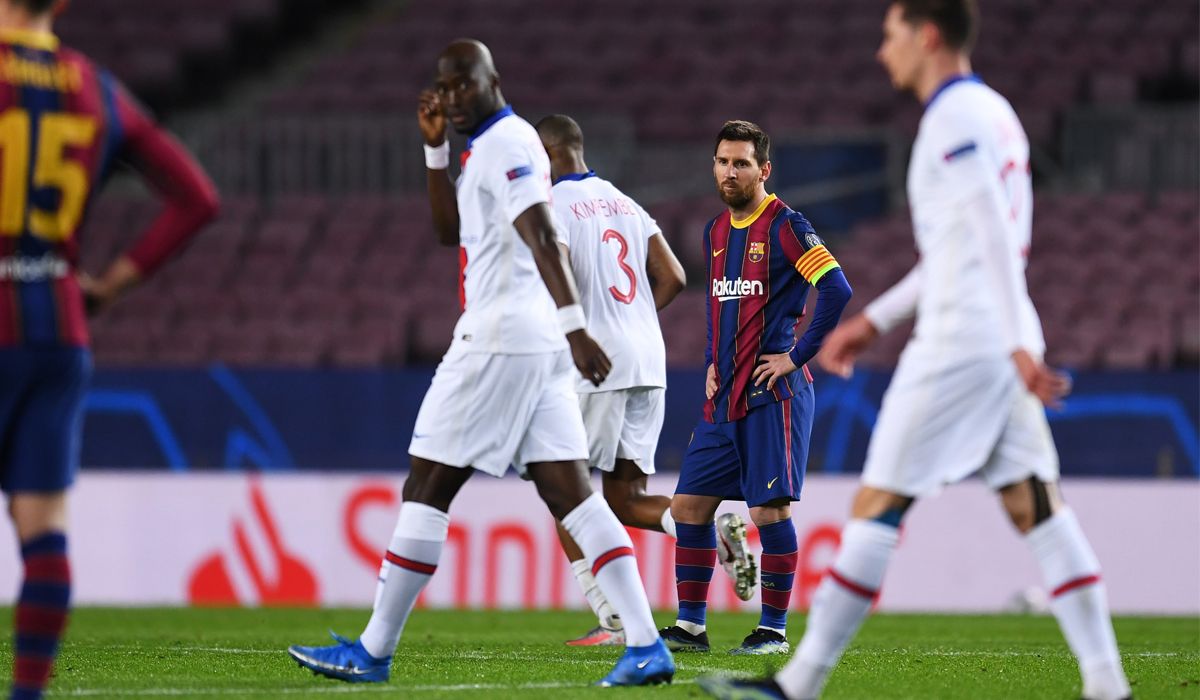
567, 196, 640, 221
712, 277, 765, 302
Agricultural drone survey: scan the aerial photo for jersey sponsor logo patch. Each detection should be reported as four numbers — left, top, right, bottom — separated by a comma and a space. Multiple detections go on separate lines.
943, 141, 977, 162
506, 165, 533, 180
805, 232, 824, 249
712, 247, 725, 258
712, 276, 764, 302
0, 253, 69, 282
747, 241, 765, 263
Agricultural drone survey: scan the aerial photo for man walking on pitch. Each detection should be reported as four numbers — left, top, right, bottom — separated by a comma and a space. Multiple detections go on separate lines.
537, 114, 757, 646
287, 40, 673, 688
699, 2, 1130, 698
659, 120, 852, 655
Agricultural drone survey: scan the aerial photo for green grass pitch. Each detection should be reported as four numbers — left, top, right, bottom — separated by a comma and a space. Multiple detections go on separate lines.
1, 608, 1197, 698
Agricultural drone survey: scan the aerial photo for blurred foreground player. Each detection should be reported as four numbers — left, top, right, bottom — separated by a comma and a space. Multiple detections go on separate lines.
538, 114, 757, 647
287, 40, 673, 687
0, 1, 219, 697
659, 120, 851, 655
698, 2, 1130, 699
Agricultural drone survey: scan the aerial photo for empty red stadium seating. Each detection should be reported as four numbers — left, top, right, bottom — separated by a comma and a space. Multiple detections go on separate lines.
239, 0, 1198, 149
87, 187, 1198, 370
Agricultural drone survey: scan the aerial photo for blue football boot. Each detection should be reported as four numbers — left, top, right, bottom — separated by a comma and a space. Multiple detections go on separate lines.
697, 675, 789, 699
287, 632, 391, 683
595, 638, 676, 687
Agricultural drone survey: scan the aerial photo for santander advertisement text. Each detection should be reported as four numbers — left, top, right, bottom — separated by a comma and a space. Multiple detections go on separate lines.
0, 474, 1194, 614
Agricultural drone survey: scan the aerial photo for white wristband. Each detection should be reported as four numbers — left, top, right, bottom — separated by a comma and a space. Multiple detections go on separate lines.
424, 141, 450, 169
557, 304, 586, 335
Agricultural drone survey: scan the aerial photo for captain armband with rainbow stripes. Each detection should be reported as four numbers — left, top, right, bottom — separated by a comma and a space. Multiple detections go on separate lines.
793, 232, 841, 284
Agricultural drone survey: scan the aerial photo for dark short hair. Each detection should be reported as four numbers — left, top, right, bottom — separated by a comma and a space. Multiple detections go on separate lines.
714, 120, 770, 166
534, 113, 584, 149
895, 0, 979, 51
13, 0, 57, 14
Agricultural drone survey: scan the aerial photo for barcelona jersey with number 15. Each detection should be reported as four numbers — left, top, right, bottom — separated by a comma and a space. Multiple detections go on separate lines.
0, 28, 151, 347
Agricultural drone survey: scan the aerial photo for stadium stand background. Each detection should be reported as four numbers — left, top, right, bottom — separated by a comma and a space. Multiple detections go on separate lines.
65, 0, 1198, 476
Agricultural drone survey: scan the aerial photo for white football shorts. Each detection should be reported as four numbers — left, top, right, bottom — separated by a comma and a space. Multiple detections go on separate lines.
578, 386, 665, 474
408, 341, 588, 477
861, 350, 1060, 497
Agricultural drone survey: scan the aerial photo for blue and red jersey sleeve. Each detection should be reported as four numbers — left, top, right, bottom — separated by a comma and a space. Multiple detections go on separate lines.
107, 79, 219, 275
777, 211, 841, 284
778, 212, 852, 368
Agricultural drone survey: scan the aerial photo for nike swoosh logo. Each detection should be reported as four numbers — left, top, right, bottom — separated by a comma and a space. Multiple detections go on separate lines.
637, 659, 652, 669
713, 248, 725, 258
767, 477, 778, 489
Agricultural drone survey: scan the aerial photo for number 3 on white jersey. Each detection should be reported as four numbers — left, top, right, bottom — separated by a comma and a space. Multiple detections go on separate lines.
603, 228, 637, 304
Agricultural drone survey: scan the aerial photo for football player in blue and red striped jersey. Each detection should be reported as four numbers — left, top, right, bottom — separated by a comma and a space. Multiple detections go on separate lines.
660, 120, 851, 656
0, 0, 218, 696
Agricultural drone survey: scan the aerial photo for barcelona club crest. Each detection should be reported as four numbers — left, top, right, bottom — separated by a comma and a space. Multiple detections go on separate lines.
747, 241, 766, 263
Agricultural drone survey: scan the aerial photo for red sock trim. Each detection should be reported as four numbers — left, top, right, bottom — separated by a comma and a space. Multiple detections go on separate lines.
14, 656, 53, 685
677, 580, 712, 602
829, 568, 877, 600
384, 551, 437, 575
675, 546, 717, 567
24, 554, 70, 581
760, 552, 799, 574
592, 546, 634, 576
1052, 574, 1101, 598
15, 603, 69, 636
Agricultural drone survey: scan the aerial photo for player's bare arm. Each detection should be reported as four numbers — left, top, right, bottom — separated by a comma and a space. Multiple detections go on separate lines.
822, 259, 918, 377
645, 234, 685, 310
705, 363, 718, 399
418, 89, 459, 246
513, 203, 612, 386
1012, 349, 1071, 408
817, 313, 879, 379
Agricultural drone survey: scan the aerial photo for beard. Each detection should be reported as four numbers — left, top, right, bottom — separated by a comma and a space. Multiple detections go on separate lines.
718, 182, 754, 209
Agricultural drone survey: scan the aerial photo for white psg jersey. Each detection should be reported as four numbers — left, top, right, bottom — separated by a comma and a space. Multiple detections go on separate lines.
453, 108, 566, 354
880, 75, 1045, 360
551, 173, 666, 392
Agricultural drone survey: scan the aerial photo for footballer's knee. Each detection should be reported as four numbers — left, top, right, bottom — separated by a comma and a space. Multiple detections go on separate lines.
671, 494, 719, 525
849, 486, 913, 526
749, 499, 791, 527
528, 460, 594, 521
999, 476, 1059, 534
402, 457, 472, 512
8, 492, 68, 543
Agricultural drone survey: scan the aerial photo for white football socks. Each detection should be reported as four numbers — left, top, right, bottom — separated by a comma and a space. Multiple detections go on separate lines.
568, 503, 674, 631
777, 519, 898, 700
569, 558, 622, 629
1027, 509, 1130, 700
561, 493, 657, 647
359, 502, 449, 659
